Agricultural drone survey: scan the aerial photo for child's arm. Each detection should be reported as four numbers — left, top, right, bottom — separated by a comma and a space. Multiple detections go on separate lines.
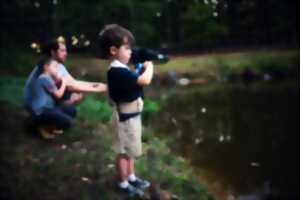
51, 77, 67, 99
137, 61, 154, 86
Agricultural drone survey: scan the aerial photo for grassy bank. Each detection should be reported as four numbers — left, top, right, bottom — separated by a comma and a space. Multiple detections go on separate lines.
160, 50, 299, 72
0, 76, 214, 200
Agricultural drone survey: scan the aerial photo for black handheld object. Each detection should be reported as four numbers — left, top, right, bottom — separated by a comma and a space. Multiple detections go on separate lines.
131, 48, 169, 64
131, 48, 169, 73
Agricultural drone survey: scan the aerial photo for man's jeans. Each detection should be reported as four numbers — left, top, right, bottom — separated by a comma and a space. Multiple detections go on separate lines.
33, 105, 76, 129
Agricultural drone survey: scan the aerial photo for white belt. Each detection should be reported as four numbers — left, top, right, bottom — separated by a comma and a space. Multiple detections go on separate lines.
117, 97, 143, 114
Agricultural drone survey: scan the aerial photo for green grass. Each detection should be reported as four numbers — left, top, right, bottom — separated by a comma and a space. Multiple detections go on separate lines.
77, 94, 112, 123
156, 49, 299, 77
0, 101, 214, 200
0, 75, 214, 199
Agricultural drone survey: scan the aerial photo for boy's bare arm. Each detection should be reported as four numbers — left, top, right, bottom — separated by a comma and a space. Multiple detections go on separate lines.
137, 61, 154, 86
51, 77, 67, 99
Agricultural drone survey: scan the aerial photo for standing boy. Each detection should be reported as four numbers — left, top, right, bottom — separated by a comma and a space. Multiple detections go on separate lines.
99, 24, 153, 196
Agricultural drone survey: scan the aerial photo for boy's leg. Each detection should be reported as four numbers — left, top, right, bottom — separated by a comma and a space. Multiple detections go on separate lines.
112, 112, 143, 195
116, 154, 143, 196
128, 157, 135, 177
122, 115, 150, 189
127, 157, 150, 189
116, 154, 129, 182
128, 157, 138, 182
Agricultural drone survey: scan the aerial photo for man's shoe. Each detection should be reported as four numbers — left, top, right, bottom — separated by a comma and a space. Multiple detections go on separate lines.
119, 184, 144, 197
38, 127, 56, 139
53, 129, 64, 135
129, 177, 150, 190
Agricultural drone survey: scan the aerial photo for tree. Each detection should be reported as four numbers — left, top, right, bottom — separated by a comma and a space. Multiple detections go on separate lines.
181, 0, 228, 49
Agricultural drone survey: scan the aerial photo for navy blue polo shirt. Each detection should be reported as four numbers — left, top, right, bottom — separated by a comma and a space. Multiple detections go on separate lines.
107, 60, 143, 121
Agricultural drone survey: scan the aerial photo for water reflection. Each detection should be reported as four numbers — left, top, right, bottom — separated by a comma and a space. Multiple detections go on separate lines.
151, 81, 300, 200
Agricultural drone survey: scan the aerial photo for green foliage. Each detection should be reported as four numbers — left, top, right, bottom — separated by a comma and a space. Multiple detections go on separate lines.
1, 0, 297, 54
0, 49, 38, 75
51, 0, 162, 48
183, 2, 227, 47
77, 95, 112, 123
142, 97, 160, 123
77, 95, 160, 124
0, 76, 25, 105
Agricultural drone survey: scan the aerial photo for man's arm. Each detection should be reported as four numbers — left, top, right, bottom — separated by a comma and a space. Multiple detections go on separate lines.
64, 74, 107, 93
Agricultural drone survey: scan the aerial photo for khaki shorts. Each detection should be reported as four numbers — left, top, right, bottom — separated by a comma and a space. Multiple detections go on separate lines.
111, 110, 142, 158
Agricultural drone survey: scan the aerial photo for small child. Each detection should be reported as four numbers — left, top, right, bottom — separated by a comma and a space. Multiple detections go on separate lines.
25, 57, 75, 139
99, 24, 154, 196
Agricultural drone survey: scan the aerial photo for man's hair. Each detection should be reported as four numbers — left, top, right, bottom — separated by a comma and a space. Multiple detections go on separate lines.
98, 24, 134, 59
42, 39, 64, 56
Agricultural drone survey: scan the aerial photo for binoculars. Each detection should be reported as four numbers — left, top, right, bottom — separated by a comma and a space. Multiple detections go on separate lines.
131, 48, 169, 73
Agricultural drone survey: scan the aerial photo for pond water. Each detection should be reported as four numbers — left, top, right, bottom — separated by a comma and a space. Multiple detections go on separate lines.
149, 81, 299, 200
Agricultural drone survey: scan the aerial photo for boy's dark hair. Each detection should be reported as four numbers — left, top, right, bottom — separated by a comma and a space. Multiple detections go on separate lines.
41, 39, 62, 56
37, 57, 54, 72
98, 24, 134, 59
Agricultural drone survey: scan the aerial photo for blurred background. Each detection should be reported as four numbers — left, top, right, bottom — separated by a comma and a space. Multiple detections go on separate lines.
0, 0, 298, 57
0, 1, 299, 200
